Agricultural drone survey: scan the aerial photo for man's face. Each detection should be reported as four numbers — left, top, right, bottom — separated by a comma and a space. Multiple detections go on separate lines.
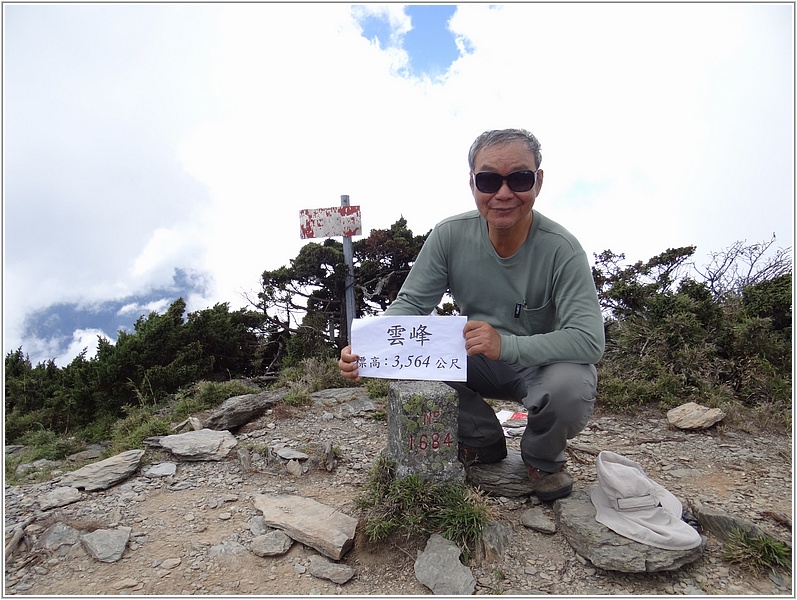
469, 141, 543, 232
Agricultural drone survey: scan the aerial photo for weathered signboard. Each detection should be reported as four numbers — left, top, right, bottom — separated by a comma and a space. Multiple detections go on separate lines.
300, 206, 362, 239
299, 197, 361, 346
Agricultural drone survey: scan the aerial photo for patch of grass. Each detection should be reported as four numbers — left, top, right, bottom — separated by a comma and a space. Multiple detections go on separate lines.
5, 461, 61, 485
721, 528, 791, 575
4, 428, 86, 484
15, 428, 83, 461
73, 412, 122, 444
276, 357, 352, 407
363, 377, 390, 400
283, 388, 312, 407
239, 439, 271, 455
354, 455, 491, 562
108, 404, 171, 453
5, 408, 52, 446
277, 357, 349, 392
488, 568, 507, 595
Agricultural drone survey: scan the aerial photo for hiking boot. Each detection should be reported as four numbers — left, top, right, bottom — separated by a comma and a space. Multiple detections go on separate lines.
457, 436, 507, 466
528, 464, 573, 502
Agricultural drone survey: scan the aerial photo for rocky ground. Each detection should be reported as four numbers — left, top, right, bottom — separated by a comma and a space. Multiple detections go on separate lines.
4, 390, 794, 596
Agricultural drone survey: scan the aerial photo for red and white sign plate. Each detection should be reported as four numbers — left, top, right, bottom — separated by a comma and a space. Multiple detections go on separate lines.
300, 206, 362, 239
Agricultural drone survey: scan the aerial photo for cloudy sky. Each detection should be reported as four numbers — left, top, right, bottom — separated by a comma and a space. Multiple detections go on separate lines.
4, 2, 794, 366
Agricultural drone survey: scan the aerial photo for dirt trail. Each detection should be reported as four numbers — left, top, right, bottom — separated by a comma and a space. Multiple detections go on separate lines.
4, 402, 793, 596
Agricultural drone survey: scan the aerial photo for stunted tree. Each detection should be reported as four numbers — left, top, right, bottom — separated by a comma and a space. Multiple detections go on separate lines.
254, 239, 348, 357
592, 246, 696, 320
355, 217, 429, 312
251, 218, 429, 359
593, 242, 792, 423
4, 299, 272, 443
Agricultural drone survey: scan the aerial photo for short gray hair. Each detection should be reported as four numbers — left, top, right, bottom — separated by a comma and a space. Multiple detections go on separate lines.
467, 128, 542, 171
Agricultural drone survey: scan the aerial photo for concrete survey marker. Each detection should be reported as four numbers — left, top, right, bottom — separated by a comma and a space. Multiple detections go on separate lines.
385, 380, 464, 483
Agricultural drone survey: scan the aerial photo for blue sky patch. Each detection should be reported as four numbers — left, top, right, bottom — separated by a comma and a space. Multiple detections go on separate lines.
403, 5, 459, 78
357, 5, 461, 79
357, 10, 394, 49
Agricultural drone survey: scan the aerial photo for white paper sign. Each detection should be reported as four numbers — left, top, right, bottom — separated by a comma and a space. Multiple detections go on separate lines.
351, 315, 467, 381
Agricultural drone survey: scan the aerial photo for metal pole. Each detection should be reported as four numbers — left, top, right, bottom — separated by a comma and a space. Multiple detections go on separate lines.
341, 195, 356, 346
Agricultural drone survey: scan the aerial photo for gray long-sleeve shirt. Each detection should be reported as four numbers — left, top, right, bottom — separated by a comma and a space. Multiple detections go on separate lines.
384, 209, 605, 367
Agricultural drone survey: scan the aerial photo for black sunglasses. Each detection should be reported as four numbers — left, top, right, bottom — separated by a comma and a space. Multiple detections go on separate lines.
473, 170, 537, 194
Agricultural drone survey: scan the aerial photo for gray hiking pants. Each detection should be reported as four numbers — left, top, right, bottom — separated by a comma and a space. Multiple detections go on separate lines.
447, 355, 597, 472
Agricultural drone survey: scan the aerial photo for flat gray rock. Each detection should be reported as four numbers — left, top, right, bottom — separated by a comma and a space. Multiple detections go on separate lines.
467, 449, 535, 497
690, 500, 772, 541
311, 387, 369, 402
36, 522, 81, 552
554, 489, 705, 572
414, 533, 476, 595
251, 530, 294, 556
277, 448, 309, 461
307, 555, 356, 584
59, 449, 145, 491
478, 520, 513, 564
66, 446, 104, 463
253, 494, 357, 560
80, 527, 131, 563
521, 506, 557, 534
38, 486, 82, 510
667, 402, 725, 429
204, 390, 283, 430
144, 462, 177, 477
208, 541, 248, 558
159, 429, 237, 461
335, 396, 378, 417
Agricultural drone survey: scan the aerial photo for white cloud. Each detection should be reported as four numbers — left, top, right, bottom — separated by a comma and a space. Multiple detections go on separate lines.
4, 3, 793, 362
55, 329, 109, 367
116, 298, 172, 318
13, 328, 110, 368
130, 226, 208, 289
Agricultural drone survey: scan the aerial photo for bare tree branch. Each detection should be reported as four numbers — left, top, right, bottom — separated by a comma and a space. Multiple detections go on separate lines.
694, 235, 792, 299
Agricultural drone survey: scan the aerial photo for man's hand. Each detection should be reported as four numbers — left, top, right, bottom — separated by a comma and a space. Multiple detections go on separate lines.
338, 345, 361, 382
463, 320, 501, 360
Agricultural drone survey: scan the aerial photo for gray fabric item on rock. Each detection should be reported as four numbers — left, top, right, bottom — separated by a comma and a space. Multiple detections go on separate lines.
589, 451, 702, 550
